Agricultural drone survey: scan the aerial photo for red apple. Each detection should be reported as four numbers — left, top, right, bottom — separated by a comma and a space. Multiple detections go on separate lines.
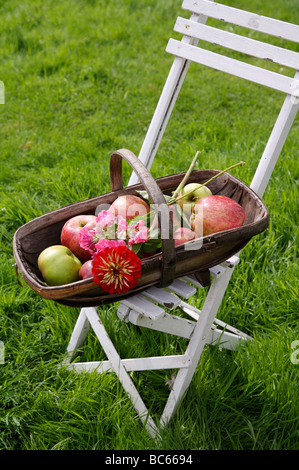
190, 195, 245, 236
61, 215, 97, 263
173, 227, 197, 247
109, 195, 150, 220
79, 259, 94, 280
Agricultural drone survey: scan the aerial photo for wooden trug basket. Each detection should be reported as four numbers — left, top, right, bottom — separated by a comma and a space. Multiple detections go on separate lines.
13, 149, 269, 308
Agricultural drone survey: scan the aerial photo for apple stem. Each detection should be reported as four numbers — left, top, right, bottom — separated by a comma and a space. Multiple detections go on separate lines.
172, 150, 201, 199
171, 160, 245, 205
130, 159, 245, 230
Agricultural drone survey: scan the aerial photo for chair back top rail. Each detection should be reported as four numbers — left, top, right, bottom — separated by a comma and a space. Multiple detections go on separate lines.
182, 0, 299, 43
174, 17, 299, 70
166, 39, 299, 96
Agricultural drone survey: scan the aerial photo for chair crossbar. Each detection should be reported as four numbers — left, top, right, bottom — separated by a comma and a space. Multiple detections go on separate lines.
67, 354, 191, 374
175, 17, 299, 70
182, 0, 299, 43
166, 39, 299, 96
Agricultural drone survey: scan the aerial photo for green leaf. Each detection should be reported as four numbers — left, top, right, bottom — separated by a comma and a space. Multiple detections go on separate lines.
141, 240, 161, 252
130, 243, 142, 255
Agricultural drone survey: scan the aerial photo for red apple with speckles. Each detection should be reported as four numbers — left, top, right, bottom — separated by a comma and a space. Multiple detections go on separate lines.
61, 215, 97, 263
173, 227, 197, 247
190, 195, 245, 236
110, 195, 150, 220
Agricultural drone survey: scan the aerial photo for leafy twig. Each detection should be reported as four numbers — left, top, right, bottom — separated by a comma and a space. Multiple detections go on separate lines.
172, 160, 245, 205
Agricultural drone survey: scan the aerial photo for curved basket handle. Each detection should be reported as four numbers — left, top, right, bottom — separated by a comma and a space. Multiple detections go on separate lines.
110, 148, 176, 287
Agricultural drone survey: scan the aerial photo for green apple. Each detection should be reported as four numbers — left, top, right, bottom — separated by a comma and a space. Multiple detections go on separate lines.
178, 183, 212, 216
38, 245, 82, 286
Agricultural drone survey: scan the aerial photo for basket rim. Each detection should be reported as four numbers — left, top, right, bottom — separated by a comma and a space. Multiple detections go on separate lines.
13, 167, 270, 302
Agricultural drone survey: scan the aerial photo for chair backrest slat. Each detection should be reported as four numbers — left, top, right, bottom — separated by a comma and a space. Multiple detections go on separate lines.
130, 0, 299, 193
174, 17, 299, 70
182, 0, 299, 43
166, 39, 299, 96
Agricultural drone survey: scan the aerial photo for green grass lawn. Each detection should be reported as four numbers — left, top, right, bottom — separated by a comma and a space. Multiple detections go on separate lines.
0, 0, 298, 450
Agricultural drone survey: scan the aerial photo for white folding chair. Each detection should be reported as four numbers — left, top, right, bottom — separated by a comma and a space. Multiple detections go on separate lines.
62, 0, 299, 438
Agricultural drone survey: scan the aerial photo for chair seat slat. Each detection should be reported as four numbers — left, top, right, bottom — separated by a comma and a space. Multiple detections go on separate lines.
182, 0, 299, 43
166, 38, 299, 96
175, 17, 299, 70
122, 295, 165, 320
167, 278, 197, 299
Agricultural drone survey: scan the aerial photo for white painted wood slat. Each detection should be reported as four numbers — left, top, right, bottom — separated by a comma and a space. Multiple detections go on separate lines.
128, 308, 196, 338
175, 17, 299, 70
182, 0, 299, 43
122, 294, 165, 320
167, 278, 197, 298
141, 286, 181, 310
66, 354, 191, 374
166, 39, 299, 96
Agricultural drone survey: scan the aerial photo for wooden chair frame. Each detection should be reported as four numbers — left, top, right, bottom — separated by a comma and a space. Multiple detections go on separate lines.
62, 0, 299, 438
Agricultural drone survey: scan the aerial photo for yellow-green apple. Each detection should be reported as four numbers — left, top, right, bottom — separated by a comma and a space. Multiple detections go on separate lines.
61, 215, 97, 263
190, 195, 245, 236
38, 245, 82, 286
79, 259, 93, 280
178, 183, 212, 216
109, 195, 150, 220
173, 227, 197, 247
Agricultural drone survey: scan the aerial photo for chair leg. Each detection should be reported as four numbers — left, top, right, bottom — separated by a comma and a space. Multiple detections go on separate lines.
128, 12, 208, 184
250, 83, 299, 198
62, 308, 90, 366
160, 265, 235, 427
62, 264, 239, 434
79, 307, 160, 439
